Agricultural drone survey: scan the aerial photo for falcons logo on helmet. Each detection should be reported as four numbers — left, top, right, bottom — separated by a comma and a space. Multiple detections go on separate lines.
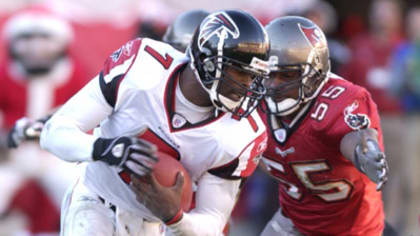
299, 24, 325, 48
198, 12, 240, 50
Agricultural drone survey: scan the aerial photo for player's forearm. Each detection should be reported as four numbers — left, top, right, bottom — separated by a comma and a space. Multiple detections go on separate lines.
40, 77, 112, 162
40, 115, 96, 162
340, 128, 378, 163
168, 174, 240, 236
340, 127, 388, 189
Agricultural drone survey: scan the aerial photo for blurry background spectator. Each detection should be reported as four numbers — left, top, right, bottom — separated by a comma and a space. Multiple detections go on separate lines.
390, 7, 420, 113
389, 6, 420, 235
301, 0, 351, 72
339, 1, 407, 234
0, 6, 88, 235
340, 0, 404, 114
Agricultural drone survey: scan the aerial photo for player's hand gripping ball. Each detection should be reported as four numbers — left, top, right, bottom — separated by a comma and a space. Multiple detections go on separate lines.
131, 151, 193, 216
153, 152, 193, 211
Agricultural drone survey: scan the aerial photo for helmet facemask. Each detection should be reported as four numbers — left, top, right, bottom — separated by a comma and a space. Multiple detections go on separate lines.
265, 60, 327, 116
188, 10, 271, 118
190, 47, 268, 118
263, 16, 331, 117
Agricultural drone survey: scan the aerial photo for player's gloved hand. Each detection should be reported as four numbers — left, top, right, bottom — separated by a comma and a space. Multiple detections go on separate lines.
354, 135, 389, 191
7, 117, 47, 148
93, 136, 158, 177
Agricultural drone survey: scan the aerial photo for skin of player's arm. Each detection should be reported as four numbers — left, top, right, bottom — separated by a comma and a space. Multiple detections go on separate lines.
339, 128, 378, 164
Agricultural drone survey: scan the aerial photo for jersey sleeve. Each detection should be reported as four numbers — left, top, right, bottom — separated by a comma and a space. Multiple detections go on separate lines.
208, 114, 268, 180
98, 38, 142, 108
323, 87, 382, 148
40, 76, 113, 162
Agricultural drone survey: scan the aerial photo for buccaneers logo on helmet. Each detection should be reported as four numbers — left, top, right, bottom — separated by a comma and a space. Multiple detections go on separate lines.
299, 24, 325, 48
198, 12, 240, 50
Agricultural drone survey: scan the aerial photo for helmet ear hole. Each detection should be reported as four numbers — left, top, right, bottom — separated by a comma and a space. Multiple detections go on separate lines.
303, 78, 316, 96
302, 69, 325, 98
198, 53, 206, 62
204, 60, 215, 72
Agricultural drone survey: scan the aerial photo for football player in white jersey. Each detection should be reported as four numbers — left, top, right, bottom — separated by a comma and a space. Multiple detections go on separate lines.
6, 10, 210, 148
40, 10, 270, 236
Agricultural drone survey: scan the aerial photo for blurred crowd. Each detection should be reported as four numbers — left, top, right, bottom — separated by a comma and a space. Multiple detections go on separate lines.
0, 0, 419, 235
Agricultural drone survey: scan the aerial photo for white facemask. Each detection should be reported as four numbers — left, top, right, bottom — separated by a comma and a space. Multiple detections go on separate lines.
266, 97, 301, 116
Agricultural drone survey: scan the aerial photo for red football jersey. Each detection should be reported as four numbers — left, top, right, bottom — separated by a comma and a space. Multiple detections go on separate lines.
0, 56, 88, 128
260, 74, 384, 235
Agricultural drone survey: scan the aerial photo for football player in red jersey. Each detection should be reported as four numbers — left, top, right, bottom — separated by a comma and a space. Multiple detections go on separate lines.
259, 16, 389, 236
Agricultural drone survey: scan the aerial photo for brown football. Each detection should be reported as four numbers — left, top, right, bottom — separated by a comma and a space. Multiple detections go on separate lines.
153, 152, 193, 211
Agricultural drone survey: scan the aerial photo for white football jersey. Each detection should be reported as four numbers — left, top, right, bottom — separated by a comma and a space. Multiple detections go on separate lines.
42, 38, 267, 223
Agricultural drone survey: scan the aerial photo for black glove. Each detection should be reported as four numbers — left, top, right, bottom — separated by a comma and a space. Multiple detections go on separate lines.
93, 136, 158, 176
354, 139, 389, 191
7, 117, 47, 148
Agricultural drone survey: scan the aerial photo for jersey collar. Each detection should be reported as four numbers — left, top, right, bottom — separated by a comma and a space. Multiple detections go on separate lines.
164, 63, 225, 133
268, 99, 315, 146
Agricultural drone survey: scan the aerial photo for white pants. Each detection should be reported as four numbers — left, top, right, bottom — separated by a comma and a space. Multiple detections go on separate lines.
260, 208, 304, 236
60, 179, 165, 236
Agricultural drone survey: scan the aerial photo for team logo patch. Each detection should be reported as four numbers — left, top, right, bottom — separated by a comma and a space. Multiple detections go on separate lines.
110, 48, 122, 62
198, 12, 240, 50
122, 41, 133, 56
172, 113, 187, 128
299, 24, 325, 48
343, 101, 370, 130
110, 41, 134, 62
112, 143, 125, 158
274, 128, 287, 143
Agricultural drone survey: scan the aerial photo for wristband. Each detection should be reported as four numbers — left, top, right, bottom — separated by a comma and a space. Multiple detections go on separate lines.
165, 209, 184, 225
